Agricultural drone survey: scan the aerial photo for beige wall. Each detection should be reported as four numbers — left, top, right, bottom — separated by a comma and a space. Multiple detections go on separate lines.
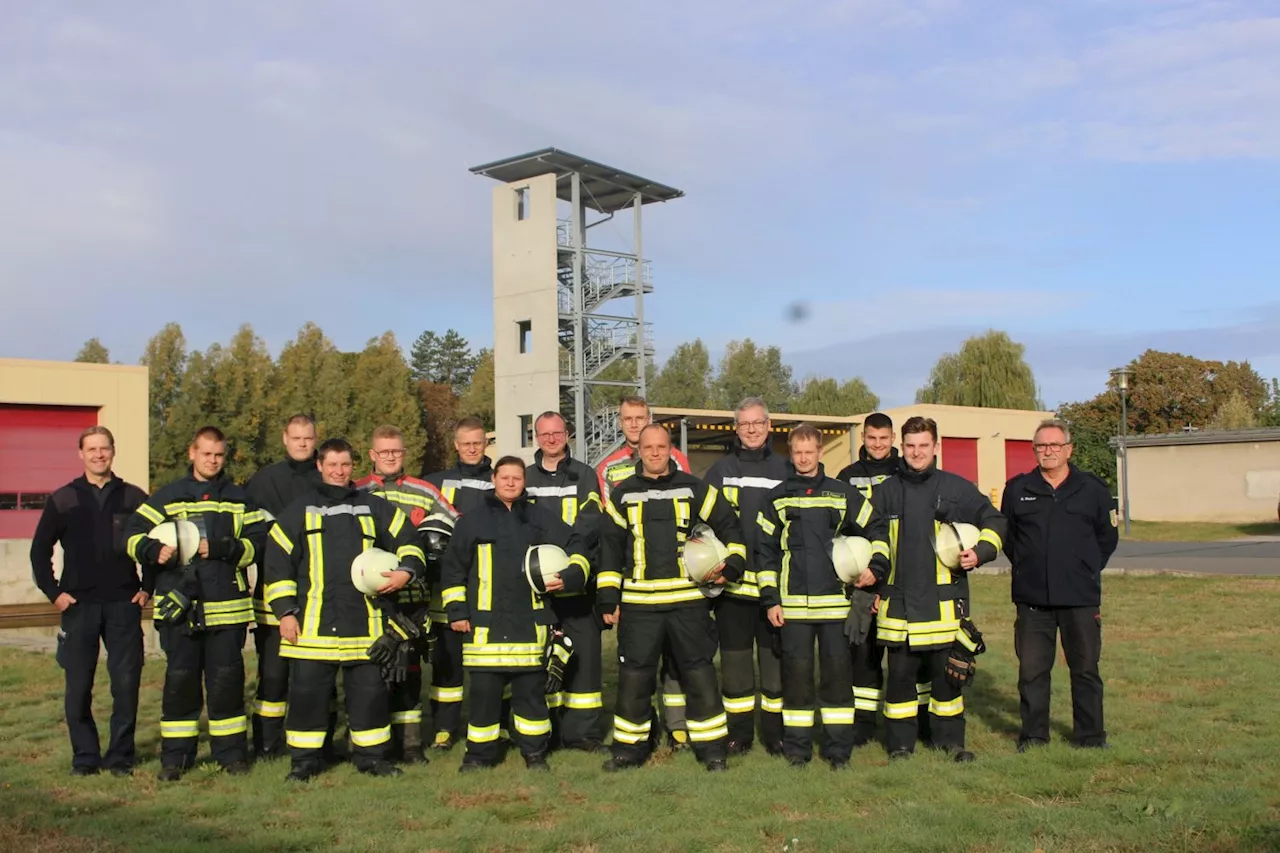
1123, 439, 1280, 522
867, 403, 1057, 504
490, 172, 561, 463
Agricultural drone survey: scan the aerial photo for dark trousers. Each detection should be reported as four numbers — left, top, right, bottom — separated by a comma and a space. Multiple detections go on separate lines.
884, 645, 962, 754
550, 602, 605, 746
715, 595, 782, 747
59, 601, 144, 772
1015, 603, 1105, 746
286, 659, 389, 771
611, 606, 727, 765
780, 620, 855, 762
429, 622, 465, 744
252, 626, 289, 755
659, 648, 688, 736
158, 624, 248, 768
850, 638, 884, 737
388, 650, 424, 758
464, 668, 550, 765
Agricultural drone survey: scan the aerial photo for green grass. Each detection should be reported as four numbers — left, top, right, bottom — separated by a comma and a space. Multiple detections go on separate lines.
1124, 520, 1280, 541
3, 575, 1280, 852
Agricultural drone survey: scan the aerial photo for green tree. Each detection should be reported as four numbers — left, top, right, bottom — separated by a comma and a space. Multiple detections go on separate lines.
272, 323, 353, 442
349, 332, 429, 475
457, 348, 495, 430
410, 328, 479, 392
1261, 379, 1280, 428
1209, 390, 1257, 431
792, 376, 879, 416
916, 330, 1041, 409
1121, 350, 1268, 434
139, 323, 189, 489
207, 324, 277, 481
711, 339, 796, 413
75, 338, 111, 364
151, 348, 221, 487
418, 380, 460, 474
649, 340, 713, 408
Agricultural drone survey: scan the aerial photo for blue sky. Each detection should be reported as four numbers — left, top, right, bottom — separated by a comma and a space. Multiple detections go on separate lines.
2, 0, 1278, 408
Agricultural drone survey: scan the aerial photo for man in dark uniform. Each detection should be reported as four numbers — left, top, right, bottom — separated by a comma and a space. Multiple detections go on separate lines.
702, 396, 788, 755
874, 416, 1007, 762
263, 438, 427, 781
523, 411, 607, 752
1002, 418, 1118, 752
244, 413, 321, 759
125, 425, 269, 780
31, 426, 149, 776
441, 456, 591, 772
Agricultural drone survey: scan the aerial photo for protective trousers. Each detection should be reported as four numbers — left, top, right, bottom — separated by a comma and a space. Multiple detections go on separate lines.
252, 626, 289, 756
158, 624, 248, 769
429, 623, 465, 745
464, 669, 550, 766
388, 649, 424, 759
780, 620, 855, 763
549, 599, 605, 746
610, 606, 728, 765
715, 595, 782, 749
59, 601, 144, 773
286, 660, 390, 772
1015, 604, 1105, 746
884, 645, 962, 754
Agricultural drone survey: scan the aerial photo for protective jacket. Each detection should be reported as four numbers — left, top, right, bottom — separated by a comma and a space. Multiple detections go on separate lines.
836, 448, 901, 500
1001, 464, 1118, 608
873, 461, 1007, 650
424, 458, 494, 514
31, 476, 148, 604
599, 463, 746, 610
126, 469, 268, 628
355, 472, 457, 608
596, 445, 692, 503
524, 450, 602, 566
755, 464, 891, 621
703, 439, 788, 602
247, 455, 321, 625
440, 494, 589, 670
262, 482, 426, 663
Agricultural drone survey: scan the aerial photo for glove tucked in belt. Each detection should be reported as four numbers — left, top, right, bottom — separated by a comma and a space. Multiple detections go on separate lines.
544, 629, 574, 694
368, 611, 424, 686
944, 618, 986, 689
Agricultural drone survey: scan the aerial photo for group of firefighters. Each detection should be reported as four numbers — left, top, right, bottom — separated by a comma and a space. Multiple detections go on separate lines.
34, 393, 1119, 781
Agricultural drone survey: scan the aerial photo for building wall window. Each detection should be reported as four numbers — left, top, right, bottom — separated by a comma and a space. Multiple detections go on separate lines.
515, 187, 530, 221
519, 414, 534, 448
518, 320, 532, 354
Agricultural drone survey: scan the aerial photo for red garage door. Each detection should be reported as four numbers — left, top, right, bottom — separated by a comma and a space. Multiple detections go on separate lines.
0, 405, 99, 539
940, 436, 978, 484
1004, 439, 1037, 480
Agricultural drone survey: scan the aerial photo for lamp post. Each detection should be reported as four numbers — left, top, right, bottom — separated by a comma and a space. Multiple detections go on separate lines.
1110, 367, 1133, 536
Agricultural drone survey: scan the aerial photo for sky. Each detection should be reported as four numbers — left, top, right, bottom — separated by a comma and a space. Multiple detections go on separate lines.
2, 0, 1279, 409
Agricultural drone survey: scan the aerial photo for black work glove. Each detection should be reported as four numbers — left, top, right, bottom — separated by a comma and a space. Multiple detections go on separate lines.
944, 619, 986, 689
203, 536, 241, 563
544, 630, 574, 694
154, 589, 193, 625
385, 610, 422, 643
367, 633, 400, 670
384, 642, 411, 686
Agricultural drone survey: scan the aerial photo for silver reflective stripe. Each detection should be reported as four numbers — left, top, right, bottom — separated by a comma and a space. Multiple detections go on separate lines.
526, 485, 578, 497
303, 504, 373, 516
721, 476, 783, 490
847, 475, 890, 487
620, 487, 696, 503
441, 478, 494, 491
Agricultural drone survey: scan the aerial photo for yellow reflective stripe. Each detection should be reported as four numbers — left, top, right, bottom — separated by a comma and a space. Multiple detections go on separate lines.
627, 504, 645, 580
663, 693, 686, 707
930, 696, 964, 717
726, 541, 746, 560
687, 713, 728, 742
513, 715, 552, 736
547, 692, 565, 709
160, 720, 199, 738
568, 553, 591, 581
350, 726, 391, 747
397, 544, 426, 564
782, 709, 815, 727
563, 692, 603, 710
264, 580, 297, 604
697, 486, 717, 522
620, 588, 705, 606
269, 524, 293, 554
391, 710, 422, 725
303, 511, 324, 637
441, 585, 466, 605
760, 696, 783, 713
286, 730, 327, 749
979, 528, 1003, 551
871, 540, 890, 558
429, 686, 465, 702
162, 501, 248, 515
126, 533, 147, 561
757, 570, 779, 588
254, 602, 281, 626
253, 700, 288, 718
775, 496, 846, 510
819, 708, 856, 725
208, 715, 248, 736
137, 503, 165, 525
723, 696, 756, 714
855, 499, 873, 529
388, 509, 406, 538
722, 486, 740, 508
612, 715, 651, 743
468, 723, 501, 743
883, 701, 918, 720
597, 571, 623, 590
477, 544, 493, 612
757, 511, 776, 536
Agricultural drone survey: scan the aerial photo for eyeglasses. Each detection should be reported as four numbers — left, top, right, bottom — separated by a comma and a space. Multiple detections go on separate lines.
1033, 443, 1069, 453
736, 420, 768, 431
536, 430, 567, 440
373, 449, 406, 458
457, 442, 486, 450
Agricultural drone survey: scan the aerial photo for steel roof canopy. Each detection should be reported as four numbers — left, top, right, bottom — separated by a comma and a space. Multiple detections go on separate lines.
469, 148, 684, 214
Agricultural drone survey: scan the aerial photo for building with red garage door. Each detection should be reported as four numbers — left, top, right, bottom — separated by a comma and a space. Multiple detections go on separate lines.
0, 359, 148, 607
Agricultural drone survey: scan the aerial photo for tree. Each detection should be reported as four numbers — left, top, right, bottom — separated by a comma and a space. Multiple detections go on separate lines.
711, 339, 796, 413
1210, 390, 1257, 431
1121, 350, 1268, 434
410, 328, 479, 392
916, 330, 1041, 409
75, 338, 110, 364
150, 348, 221, 487
207, 324, 277, 481
272, 323, 353, 442
457, 348, 495, 430
419, 380, 460, 474
792, 376, 879, 416
349, 332, 429, 475
649, 340, 713, 408
1262, 379, 1280, 428
139, 324, 189, 489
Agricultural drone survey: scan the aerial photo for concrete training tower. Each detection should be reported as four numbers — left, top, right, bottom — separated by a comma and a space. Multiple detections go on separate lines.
470, 148, 684, 464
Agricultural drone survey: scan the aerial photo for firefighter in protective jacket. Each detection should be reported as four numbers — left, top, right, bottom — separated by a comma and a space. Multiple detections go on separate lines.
440, 456, 590, 772
263, 438, 427, 781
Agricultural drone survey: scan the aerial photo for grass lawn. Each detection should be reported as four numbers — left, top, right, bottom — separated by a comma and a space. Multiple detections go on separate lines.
2, 575, 1280, 852
1123, 520, 1280, 542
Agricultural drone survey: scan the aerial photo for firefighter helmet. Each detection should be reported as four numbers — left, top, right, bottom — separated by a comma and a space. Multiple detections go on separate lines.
830, 535, 874, 584
417, 512, 455, 560
351, 548, 400, 596
934, 522, 981, 570
525, 544, 572, 594
146, 520, 201, 566
682, 524, 729, 585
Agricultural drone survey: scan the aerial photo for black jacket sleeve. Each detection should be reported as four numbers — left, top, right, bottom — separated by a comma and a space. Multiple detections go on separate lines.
842, 488, 892, 582
755, 492, 783, 609
536, 506, 591, 594
596, 492, 630, 610
440, 514, 476, 623
956, 481, 1008, 567
1093, 479, 1120, 569
263, 509, 304, 620
29, 499, 64, 602
697, 482, 747, 583
574, 473, 603, 561
1000, 476, 1020, 564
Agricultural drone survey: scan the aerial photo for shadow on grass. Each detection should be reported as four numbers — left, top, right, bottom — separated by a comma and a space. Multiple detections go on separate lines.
965, 670, 1074, 744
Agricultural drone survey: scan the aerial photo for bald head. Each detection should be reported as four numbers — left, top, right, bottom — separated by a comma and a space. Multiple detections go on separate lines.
638, 424, 672, 478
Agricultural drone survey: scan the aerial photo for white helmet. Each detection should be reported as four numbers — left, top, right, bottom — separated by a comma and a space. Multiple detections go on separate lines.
682, 524, 729, 585
934, 522, 981, 570
525, 544, 572, 594
830, 535, 874, 584
146, 520, 201, 566
351, 548, 400, 596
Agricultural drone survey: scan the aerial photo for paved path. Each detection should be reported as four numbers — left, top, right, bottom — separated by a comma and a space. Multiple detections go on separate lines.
983, 539, 1280, 577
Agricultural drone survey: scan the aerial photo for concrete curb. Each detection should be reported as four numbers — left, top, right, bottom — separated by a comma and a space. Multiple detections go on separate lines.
973, 565, 1209, 578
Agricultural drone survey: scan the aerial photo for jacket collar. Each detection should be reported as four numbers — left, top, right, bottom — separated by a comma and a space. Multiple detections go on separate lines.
73, 473, 119, 493
897, 457, 937, 484
316, 481, 359, 502
785, 463, 826, 488
533, 449, 574, 474
286, 453, 318, 475
637, 459, 680, 483
456, 457, 493, 478
857, 446, 900, 476
732, 437, 772, 463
